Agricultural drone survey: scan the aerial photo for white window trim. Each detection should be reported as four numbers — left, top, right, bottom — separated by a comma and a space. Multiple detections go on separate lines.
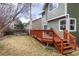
59, 18, 76, 32
69, 18, 76, 32
59, 19, 66, 31
48, 3, 59, 12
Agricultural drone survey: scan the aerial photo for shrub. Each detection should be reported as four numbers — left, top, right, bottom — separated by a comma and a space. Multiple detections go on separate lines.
4, 28, 14, 35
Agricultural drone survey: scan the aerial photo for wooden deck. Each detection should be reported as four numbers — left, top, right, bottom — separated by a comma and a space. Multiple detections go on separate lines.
31, 29, 77, 54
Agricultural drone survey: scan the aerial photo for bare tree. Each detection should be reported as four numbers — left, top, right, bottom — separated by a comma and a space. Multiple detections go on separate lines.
0, 3, 30, 33
29, 3, 32, 35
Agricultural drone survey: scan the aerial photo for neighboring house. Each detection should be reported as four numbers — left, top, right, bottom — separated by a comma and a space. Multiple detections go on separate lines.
10, 18, 22, 29
41, 3, 77, 39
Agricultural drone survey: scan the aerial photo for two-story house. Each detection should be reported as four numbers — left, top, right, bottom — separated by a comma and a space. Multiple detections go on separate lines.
41, 3, 77, 39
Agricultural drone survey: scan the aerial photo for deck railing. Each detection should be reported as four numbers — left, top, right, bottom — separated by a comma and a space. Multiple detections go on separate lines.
64, 30, 76, 50
31, 29, 76, 54
31, 30, 66, 54
69, 33, 76, 50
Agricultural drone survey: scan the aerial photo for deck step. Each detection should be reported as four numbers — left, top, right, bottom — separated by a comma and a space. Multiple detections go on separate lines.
63, 46, 72, 50
63, 39, 67, 41
63, 43, 70, 46
43, 39, 53, 42
56, 39, 68, 43
58, 43, 70, 47
42, 39, 53, 44
63, 49, 74, 54
63, 40, 68, 43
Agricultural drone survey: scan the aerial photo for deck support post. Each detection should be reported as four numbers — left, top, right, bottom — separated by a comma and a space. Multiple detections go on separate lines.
66, 14, 70, 43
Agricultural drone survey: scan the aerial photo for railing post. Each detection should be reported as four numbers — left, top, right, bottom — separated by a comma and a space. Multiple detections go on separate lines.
69, 32, 77, 50
61, 40, 64, 54
52, 31, 54, 42
74, 39, 77, 50
64, 29, 68, 39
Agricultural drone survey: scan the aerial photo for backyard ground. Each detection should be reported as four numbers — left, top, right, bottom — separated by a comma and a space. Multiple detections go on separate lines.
0, 35, 79, 56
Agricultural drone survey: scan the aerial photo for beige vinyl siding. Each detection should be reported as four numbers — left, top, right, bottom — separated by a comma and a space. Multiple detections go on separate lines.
47, 18, 66, 39
32, 19, 42, 30
25, 19, 42, 30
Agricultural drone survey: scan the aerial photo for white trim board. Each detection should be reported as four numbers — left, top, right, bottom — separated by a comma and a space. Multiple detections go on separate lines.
47, 14, 67, 22
65, 3, 67, 15
48, 3, 59, 12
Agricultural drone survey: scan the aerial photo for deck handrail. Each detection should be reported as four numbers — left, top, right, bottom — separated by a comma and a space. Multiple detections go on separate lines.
69, 33, 76, 50
52, 30, 64, 54
31, 29, 64, 54
64, 29, 76, 50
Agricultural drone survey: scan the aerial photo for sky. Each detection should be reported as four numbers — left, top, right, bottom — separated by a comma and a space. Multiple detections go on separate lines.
19, 3, 44, 23
31, 3, 44, 19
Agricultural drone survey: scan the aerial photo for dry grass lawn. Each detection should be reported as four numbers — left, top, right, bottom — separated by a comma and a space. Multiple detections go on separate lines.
0, 35, 79, 56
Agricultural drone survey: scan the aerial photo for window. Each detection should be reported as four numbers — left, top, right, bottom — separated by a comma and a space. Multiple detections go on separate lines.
48, 3, 59, 11
70, 18, 76, 31
59, 18, 76, 31
59, 19, 66, 31
44, 25, 47, 30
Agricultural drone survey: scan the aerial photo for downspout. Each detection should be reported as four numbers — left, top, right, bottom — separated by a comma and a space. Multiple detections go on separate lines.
65, 3, 67, 15
65, 3, 70, 41
45, 6, 48, 30
29, 3, 32, 35
66, 14, 70, 40
65, 3, 70, 40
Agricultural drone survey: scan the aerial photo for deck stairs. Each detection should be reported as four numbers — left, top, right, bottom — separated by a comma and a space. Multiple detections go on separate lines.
31, 30, 76, 54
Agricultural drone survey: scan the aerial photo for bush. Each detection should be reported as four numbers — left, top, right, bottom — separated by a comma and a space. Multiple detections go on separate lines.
4, 28, 14, 35
15, 22, 24, 30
